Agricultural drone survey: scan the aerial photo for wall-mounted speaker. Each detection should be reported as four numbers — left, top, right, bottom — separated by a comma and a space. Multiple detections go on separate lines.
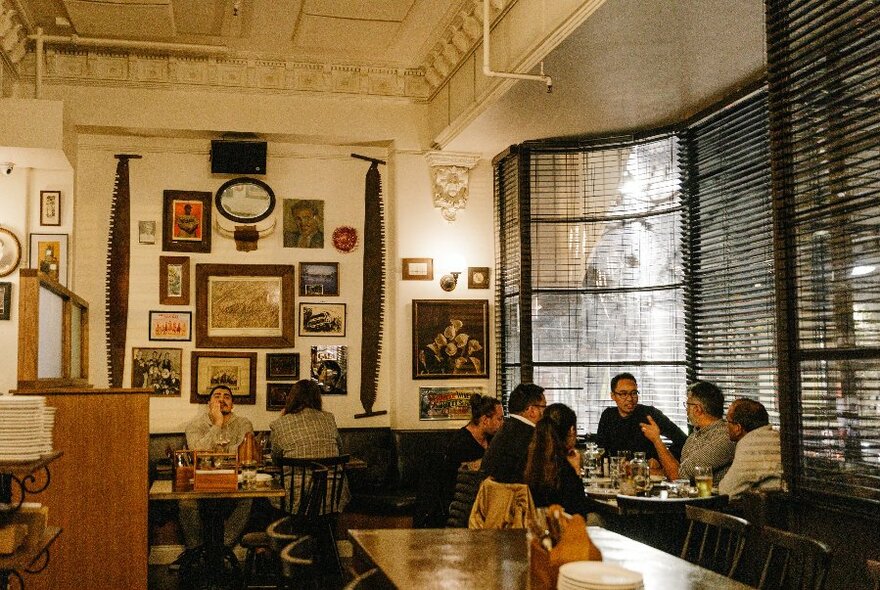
211, 140, 267, 175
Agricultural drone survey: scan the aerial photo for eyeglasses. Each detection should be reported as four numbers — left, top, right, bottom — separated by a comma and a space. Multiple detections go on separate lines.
531, 403, 547, 410
613, 390, 639, 399
684, 401, 701, 408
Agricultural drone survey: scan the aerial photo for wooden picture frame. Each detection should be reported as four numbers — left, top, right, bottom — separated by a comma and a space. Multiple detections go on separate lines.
299, 262, 339, 296
162, 190, 212, 253
40, 190, 61, 226
159, 256, 190, 305
196, 263, 295, 348
29, 233, 68, 286
402, 258, 433, 280
412, 299, 490, 379
0, 282, 11, 320
468, 267, 490, 289
149, 310, 192, 341
266, 383, 292, 411
131, 347, 183, 396
310, 345, 348, 395
190, 351, 257, 404
266, 352, 300, 380
139, 220, 157, 245
298, 302, 346, 337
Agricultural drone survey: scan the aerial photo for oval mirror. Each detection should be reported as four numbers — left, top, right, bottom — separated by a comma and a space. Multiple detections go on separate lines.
215, 177, 275, 223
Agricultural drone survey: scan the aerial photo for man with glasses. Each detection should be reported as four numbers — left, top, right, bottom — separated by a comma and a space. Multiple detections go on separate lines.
481, 383, 547, 483
596, 372, 686, 462
718, 398, 783, 500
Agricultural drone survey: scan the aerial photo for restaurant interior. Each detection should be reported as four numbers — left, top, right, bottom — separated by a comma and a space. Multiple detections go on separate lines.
1, 0, 879, 589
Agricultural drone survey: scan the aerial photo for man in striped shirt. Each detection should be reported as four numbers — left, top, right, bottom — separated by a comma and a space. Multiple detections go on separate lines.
719, 398, 783, 500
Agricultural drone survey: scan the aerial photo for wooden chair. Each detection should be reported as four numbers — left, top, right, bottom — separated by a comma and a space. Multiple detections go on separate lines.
446, 467, 487, 528
614, 494, 729, 555
756, 526, 831, 590
680, 505, 750, 578
279, 535, 316, 590
865, 558, 880, 590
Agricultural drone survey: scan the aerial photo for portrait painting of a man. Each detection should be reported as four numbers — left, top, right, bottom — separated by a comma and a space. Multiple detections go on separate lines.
283, 199, 324, 248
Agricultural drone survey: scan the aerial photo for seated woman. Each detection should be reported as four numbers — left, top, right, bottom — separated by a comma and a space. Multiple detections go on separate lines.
269, 379, 349, 512
524, 403, 590, 518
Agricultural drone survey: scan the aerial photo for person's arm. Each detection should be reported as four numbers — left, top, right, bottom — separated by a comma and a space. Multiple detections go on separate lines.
641, 415, 681, 480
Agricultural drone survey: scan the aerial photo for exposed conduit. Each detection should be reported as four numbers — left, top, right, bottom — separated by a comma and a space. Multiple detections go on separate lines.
482, 0, 552, 92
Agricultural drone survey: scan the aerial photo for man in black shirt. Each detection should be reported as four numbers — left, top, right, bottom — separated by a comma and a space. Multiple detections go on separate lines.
595, 373, 686, 461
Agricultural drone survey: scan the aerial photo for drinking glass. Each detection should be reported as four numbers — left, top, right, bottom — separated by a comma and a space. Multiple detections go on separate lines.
694, 465, 713, 497
240, 460, 258, 489
609, 457, 622, 488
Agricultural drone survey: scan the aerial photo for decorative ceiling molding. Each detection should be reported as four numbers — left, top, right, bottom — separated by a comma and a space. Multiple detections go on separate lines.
0, 2, 29, 76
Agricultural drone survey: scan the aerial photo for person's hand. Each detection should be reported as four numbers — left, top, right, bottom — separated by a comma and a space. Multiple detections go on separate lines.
640, 415, 661, 443
566, 448, 582, 472
208, 398, 223, 426
648, 458, 661, 474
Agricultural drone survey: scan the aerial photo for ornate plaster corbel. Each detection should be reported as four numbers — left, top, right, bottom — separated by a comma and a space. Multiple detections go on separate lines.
425, 151, 481, 222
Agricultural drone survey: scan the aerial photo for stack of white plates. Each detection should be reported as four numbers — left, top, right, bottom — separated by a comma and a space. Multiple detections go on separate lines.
41, 406, 56, 454
0, 396, 51, 461
558, 562, 644, 590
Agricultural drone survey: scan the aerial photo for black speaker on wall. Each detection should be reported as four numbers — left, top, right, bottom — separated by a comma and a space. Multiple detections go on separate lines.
211, 140, 267, 174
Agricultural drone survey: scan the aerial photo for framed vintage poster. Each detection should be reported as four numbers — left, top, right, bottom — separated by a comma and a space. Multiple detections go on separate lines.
159, 256, 190, 305
139, 220, 157, 244
402, 258, 433, 280
266, 383, 292, 411
266, 352, 299, 380
298, 302, 345, 337
419, 386, 486, 420
40, 190, 61, 226
196, 263, 295, 348
162, 190, 212, 253
310, 345, 347, 395
468, 267, 490, 289
149, 311, 192, 341
0, 282, 10, 320
190, 351, 257, 404
0, 227, 21, 278
29, 233, 68, 286
131, 347, 183, 396
299, 262, 339, 296
412, 299, 489, 379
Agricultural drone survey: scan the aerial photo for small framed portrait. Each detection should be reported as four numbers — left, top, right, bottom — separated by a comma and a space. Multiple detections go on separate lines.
29, 233, 68, 286
190, 351, 257, 404
266, 383, 292, 411
40, 190, 61, 226
468, 267, 490, 289
131, 347, 183, 397
159, 256, 190, 305
402, 258, 433, 280
266, 352, 300, 380
299, 262, 339, 296
162, 190, 212, 253
311, 345, 347, 395
298, 302, 346, 337
283, 198, 325, 248
139, 220, 157, 244
149, 310, 193, 341
0, 282, 11, 320
0, 228, 22, 278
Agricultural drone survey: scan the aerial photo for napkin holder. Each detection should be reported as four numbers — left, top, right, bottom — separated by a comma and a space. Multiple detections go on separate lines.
529, 511, 602, 590
192, 451, 239, 491
173, 450, 196, 492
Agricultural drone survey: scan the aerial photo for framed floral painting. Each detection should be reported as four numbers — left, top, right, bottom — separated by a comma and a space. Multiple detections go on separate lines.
412, 299, 489, 379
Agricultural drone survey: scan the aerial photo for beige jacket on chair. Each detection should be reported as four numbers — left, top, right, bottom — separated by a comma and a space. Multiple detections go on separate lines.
468, 477, 536, 529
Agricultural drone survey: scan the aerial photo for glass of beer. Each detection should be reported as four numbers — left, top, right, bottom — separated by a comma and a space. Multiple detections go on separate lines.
694, 465, 713, 497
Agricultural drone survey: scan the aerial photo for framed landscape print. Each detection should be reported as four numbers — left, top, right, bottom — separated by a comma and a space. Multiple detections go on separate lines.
299, 262, 339, 296
131, 347, 183, 397
310, 345, 348, 395
29, 233, 68, 286
298, 302, 345, 337
190, 351, 257, 404
419, 386, 485, 420
149, 310, 192, 341
159, 256, 190, 305
266, 383, 292, 411
195, 263, 295, 348
266, 352, 299, 380
402, 258, 433, 280
162, 190, 212, 253
412, 299, 489, 379
40, 190, 61, 226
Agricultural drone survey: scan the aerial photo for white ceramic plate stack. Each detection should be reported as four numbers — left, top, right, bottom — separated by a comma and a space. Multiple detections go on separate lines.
557, 561, 644, 590
0, 396, 49, 462
40, 406, 56, 454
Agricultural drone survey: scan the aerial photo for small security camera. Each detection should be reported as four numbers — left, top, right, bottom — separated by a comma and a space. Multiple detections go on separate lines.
1, 162, 13, 176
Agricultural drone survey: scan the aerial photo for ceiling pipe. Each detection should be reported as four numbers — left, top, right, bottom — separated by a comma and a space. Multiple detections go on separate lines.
27, 31, 231, 57
482, 0, 552, 92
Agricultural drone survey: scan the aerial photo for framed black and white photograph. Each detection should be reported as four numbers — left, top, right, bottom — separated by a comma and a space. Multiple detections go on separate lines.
310, 345, 348, 395
412, 299, 489, 379
266, 352, 300, 380
190, 350, 257, 404
0, 282, 11, 320
298, 302, 346, 337
40, 190, 61, 226
139, 220, 157, 244
131, 347, 183, 397
299, 262, 339, 296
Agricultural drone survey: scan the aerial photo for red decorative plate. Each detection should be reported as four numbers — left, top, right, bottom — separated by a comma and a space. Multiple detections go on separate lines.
332, 226, 358, 253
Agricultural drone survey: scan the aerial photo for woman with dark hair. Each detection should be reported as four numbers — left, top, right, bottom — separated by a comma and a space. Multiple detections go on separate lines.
524, 403, 590, 517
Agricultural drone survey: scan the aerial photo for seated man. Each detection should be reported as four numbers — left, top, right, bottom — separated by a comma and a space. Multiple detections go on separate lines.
642, 380, 736, 484
719, 398, 783, 500
596, 372, 686, 462
481, 383, 546, 483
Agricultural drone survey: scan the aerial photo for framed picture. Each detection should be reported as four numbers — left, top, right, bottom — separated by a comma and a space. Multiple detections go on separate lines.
299, 262, 339, 296
0, 282, 11, 320
40, 190, 61, 226
266, 353, 300, 380
310, 345, 348, 395
190, 351, 257, 404
131, 347, 183, 397
266, 383, 293, 411
29, 233, 68, 286
162, 190, 212, 253
149, 311, 192, 341
159, 256, 190, 305
468, 267, 490, 289
298, 302, 346, 337
402, 258, 433, 280
283, 199, 325, 248
196, 263, 295, 348
0, 228, 22, 278
139, 220, 157, 244
419, 386, 486, 420
412, 299, 490, 379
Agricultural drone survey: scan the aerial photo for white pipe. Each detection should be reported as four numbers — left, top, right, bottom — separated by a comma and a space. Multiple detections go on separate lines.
26, 32, 230, 56
35, 26, 42, 98
482, 0, 552, 92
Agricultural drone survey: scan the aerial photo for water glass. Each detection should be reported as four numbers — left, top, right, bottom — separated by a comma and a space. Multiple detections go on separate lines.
241, 460, 258, 489
694, 465, 713, 497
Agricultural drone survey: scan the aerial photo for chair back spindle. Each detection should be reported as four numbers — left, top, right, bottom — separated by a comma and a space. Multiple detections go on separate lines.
756, 526, 831, 590
680, 504, 749, 578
